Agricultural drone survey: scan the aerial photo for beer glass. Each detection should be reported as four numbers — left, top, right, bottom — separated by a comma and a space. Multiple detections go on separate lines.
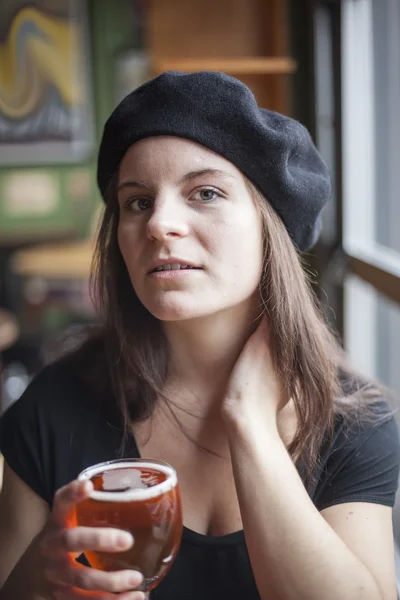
75, 458, 182, 597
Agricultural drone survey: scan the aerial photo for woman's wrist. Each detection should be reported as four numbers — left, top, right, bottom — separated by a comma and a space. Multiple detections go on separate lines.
222, 401, 280, 442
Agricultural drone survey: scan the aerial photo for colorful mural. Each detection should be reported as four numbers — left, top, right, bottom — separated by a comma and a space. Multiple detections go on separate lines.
0, 1, 94, 164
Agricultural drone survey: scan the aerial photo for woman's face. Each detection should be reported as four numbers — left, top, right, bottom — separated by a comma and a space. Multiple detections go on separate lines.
117, 136, 264, 322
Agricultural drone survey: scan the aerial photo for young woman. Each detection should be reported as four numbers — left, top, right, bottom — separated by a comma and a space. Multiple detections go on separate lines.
0, 71, 398, 600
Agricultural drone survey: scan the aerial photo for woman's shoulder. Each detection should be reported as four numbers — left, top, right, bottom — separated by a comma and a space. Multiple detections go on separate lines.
330, 364, 397, 451
1, 358, 81, 421
335, 366, 397, 438
331, 397, 398, 454
311, 372, 400, 511
0, 333, 112, 434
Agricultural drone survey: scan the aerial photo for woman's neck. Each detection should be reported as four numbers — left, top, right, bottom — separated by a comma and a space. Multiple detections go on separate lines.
163, 302, 262, 410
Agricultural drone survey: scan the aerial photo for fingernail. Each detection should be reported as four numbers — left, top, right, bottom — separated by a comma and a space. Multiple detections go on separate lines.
128, 571, 143, 587
117, 532, 134, 548
83, 480, 93, 494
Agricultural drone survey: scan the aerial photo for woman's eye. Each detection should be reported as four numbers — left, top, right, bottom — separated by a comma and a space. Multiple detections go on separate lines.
126, 197, 153, 212
193, 188, 221, 202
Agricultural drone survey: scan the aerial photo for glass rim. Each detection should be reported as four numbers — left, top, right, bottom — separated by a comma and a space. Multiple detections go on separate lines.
77, 458, 178, 502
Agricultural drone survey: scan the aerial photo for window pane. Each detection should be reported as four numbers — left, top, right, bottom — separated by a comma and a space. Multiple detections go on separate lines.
373, 0, 400, 253
376, 288, 400, 394
344, 275, 400, 397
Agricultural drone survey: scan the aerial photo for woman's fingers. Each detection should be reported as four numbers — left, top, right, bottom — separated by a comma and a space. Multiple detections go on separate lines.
51, 480, 94, 527
52, 582, 146, 600
46, 558, 143, 593
44, 482, 143, 599
41, 526, 134, 556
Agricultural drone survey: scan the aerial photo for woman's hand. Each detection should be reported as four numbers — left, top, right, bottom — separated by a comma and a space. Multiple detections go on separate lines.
222, 317, 286, 433
38, 479, 145, 600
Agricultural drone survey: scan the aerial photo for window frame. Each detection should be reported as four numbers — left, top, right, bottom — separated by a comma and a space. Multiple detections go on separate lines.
341, 0, 400, 306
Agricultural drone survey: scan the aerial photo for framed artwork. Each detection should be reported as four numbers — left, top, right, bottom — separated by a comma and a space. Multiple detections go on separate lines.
0, 0, 94, 165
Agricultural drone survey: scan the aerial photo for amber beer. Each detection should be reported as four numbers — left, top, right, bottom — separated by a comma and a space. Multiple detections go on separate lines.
75, 459, 182, 594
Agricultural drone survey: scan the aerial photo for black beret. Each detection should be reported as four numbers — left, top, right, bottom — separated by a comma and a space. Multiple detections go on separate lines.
97, 71, 331, 251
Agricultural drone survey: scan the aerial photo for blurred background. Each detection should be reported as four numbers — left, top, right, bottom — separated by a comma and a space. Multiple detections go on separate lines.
0, 0, 399, 585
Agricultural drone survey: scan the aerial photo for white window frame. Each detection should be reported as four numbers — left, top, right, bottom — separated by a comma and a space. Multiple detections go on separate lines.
341, 0, 400, 278
341, 0, 400, 365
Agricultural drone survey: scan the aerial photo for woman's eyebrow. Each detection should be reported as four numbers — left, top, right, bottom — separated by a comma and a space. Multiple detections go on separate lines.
117, 179, 153, 192
117, 168, 235, 192
179, 168, 236, 184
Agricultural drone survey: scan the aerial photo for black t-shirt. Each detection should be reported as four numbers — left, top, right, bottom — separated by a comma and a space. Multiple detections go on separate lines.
1, 358, 399, 600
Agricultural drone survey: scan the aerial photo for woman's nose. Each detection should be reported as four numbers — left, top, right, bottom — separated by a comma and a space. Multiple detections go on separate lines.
146, 198, 190, 241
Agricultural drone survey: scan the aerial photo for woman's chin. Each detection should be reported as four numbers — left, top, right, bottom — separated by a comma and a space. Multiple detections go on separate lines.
147, 306, 199, 322
144, 301, 210, 322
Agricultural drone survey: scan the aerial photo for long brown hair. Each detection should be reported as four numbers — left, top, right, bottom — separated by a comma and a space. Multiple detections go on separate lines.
74, 173, 388, 478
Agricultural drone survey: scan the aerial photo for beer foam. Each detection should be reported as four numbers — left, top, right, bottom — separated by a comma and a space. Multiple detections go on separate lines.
78, 460, 178, 502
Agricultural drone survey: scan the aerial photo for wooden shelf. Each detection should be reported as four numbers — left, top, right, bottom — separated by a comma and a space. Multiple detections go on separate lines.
147, 0, 293, 112
152, 56, 297, 76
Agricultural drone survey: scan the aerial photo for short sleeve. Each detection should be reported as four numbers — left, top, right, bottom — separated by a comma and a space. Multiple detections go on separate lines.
0, 360, 85, 504
315, 414, 400, 511
0, 358, 127, 510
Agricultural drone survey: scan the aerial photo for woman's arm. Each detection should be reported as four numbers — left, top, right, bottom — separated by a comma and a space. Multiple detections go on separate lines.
225, 415, 396, 600
222, 320, 397, 600
0, 461, 50, 598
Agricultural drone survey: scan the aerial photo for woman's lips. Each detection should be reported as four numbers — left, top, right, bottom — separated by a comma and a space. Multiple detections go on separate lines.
148, 267, 202, 279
